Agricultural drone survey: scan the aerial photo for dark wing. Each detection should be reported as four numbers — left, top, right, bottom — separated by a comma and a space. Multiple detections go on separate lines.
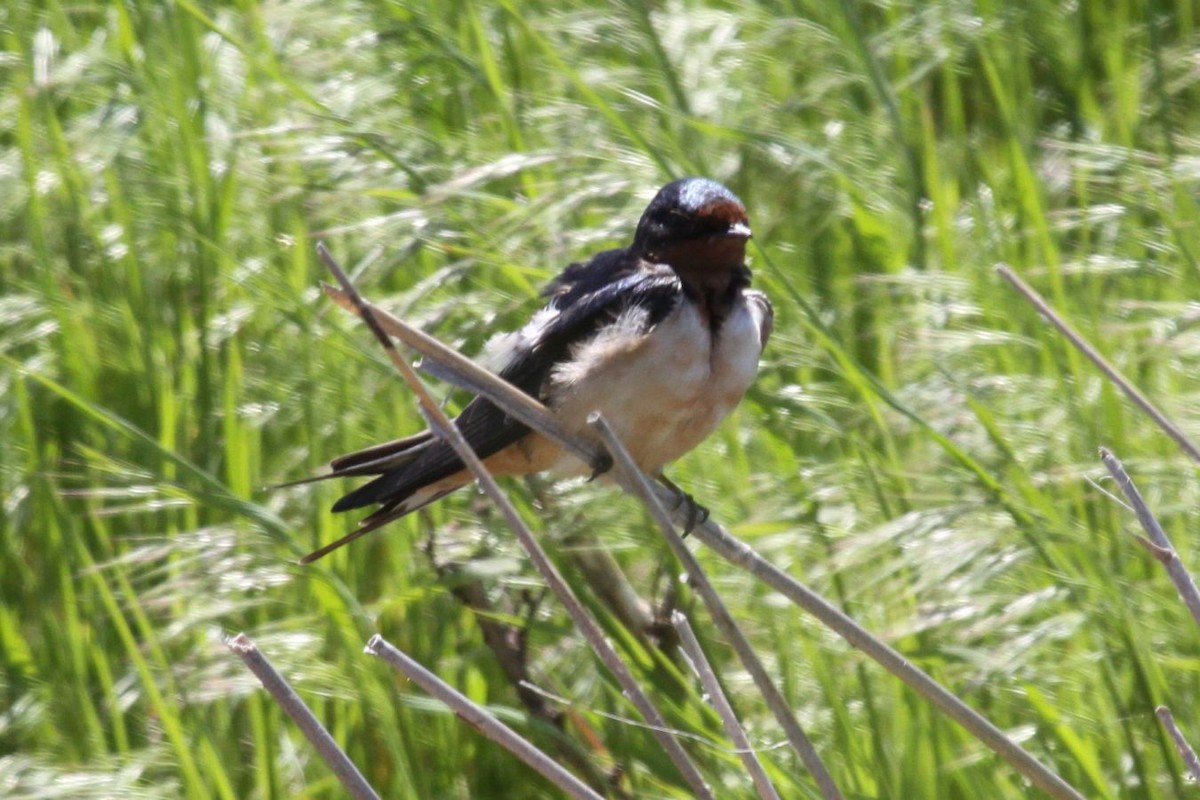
326, 261, 683, 515
542, 248, 642, 305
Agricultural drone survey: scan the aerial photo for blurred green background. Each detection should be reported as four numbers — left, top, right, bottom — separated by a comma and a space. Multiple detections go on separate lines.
3, 0, 1200, 797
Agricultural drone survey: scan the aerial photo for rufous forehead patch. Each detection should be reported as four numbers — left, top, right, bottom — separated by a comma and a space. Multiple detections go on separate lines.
697, 199, 749, 225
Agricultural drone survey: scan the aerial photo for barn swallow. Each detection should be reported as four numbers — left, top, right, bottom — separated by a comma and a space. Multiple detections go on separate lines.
300, 177, 773, 563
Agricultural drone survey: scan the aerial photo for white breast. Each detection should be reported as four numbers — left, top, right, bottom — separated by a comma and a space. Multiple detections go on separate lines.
546, 293, 768, 475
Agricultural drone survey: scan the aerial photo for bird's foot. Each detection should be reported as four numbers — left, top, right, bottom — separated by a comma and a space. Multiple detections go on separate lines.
679, 495, 710, 536
587, 453, 614, 482
656, 474, 709, 536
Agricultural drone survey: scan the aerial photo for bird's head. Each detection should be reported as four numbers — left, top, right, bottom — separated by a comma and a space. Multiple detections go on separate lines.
632, 178, 751, 274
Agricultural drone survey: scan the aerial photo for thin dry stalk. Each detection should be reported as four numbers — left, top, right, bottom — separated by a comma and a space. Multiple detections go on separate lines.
1099, 448, 1200, 635
365, 634, 605, 800
427, 556, 559, 724
589, 413, 842, 800
227, 633, 380, 800
997, 264, 1200, 463
671, 611, 784, 800
318, 250, 1086, 800
565, 542, 656, 633
317, 244, 715, 800
424, 539, 621, 792
679, 510, 1086, 800
1155, 705, 1200, 784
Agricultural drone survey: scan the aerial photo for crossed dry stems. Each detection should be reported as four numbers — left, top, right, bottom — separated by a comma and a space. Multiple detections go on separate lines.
232, 252, 1200, 799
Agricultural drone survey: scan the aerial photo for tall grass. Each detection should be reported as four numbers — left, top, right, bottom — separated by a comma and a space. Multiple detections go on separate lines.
3, 0, 1199, 797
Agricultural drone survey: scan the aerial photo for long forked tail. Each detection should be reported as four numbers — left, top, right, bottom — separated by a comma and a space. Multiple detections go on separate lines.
299, 485, 456, 564
274, 432, 434, 493
289, 431, 451, 564
294, 391, 535, 563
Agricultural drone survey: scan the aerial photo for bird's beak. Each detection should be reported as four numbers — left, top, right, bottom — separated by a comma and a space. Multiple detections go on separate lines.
725, 222, 752, 240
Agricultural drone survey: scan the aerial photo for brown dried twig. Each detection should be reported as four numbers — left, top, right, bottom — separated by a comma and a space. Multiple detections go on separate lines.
672, 611, 783, 800
365, 634, 605, 800
1000, 265, 1200, 795
589, 413, 842, 800
424, 542, 559, 725
1099, 448, 1200, 632
997, 264, 1200, 463
1156, 705, 1200, 784
227, 633, 380, 800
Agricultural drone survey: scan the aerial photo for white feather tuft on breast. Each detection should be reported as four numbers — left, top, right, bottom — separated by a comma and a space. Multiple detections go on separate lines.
478, 307, 559, 373
545, 293, 768, 475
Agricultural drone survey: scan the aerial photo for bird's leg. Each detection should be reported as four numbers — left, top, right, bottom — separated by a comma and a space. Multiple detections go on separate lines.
654, 473, 709, 536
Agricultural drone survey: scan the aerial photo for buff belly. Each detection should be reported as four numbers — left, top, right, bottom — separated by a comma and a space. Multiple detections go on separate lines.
540, 294, 767, 475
